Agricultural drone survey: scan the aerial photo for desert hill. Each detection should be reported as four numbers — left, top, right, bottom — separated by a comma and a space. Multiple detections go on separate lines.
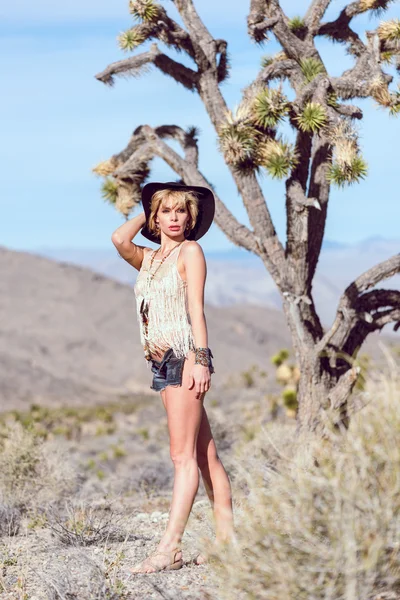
0, 246, 397, 412
36, 237, 400, 327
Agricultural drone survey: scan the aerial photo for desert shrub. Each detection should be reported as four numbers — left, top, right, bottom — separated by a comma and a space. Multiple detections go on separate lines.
0, 504, 21, 536
0, 421, 78, 510
46, 499, 126, 546
203, 354, 400, 600
240, 364, 268, 388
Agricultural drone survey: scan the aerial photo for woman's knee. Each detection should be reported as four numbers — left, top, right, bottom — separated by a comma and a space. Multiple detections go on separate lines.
170, 449, 198, 467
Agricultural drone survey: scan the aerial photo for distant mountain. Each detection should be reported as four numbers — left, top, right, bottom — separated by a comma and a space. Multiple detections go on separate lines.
31, 237, 400, 327
0, 246, 396, 412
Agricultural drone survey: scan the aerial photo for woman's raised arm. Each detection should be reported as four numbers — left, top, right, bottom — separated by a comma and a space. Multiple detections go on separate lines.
111, 211, 151, 271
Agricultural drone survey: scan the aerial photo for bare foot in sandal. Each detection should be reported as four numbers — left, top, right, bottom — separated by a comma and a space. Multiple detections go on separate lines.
130, 547, 183, 574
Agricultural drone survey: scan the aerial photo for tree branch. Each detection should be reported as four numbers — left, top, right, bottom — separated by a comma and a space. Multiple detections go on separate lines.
95, 43, 198, 90
328, 365, 361, 413
316, 253, 400, 356
304, 0, 332, 38
158, 3, 289, 284
355, 288, 400, 332
334, 103, 363, 119
117, 124, 260, 253
247, 16, 279, 42
215, 40, 230, 83
347, 253, 400, 296
253, 58, 301, 88
285, 131, 314, 265
356, 288, 400, 315
155, 125, 199, 166
173, 0, 219, 67
248, 0, 308, 61
317, 5, 366, 57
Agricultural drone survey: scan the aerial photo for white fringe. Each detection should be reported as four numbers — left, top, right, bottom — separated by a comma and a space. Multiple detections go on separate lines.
134, 245, 196, 360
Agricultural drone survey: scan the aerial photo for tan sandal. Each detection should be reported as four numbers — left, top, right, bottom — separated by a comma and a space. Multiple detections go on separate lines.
129, 547, 183, 574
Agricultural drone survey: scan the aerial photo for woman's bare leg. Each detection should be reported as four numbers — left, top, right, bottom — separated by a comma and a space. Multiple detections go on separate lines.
158, 379, 234, 547
131, 351, 204, 572
196, 406, 235, 544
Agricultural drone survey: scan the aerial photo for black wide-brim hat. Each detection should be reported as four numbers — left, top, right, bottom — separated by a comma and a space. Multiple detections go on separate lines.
140, 181, 215, 244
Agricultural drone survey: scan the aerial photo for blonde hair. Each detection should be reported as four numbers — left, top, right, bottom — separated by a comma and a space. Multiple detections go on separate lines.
148, 189, 200, 239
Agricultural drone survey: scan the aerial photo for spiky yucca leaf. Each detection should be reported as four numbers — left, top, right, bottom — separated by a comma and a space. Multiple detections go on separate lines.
371, 77, 400, 115
115, 183, 139, 217
335, 138, 358, 165
359, 0, 395, 15
225, 103, 253, 125
327, 118, 358, 147
288, 16, 307, 36
295, 102, 327, 132
257, 138, 299, 179
389, 86, 400, 115
129, 0, 160, 22
261, 55, 273, 68
389, 102, 400, 115
299, 58, 325, 83
327, 91, 340, 109
380, 51, 394, 65
328, 156, 368, 187
274, 51, 288, 62
117, 29, 145, 52
250, 88, 290, 129
101, 179, 119, 205
327, 121, 368, 187
370, 77, 392, 106
377, 18, 400, 44
92, 159, 118, 177
218, 121, 259, 166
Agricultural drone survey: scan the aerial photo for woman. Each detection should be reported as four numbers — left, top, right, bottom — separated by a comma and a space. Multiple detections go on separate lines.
111, 181, 235, 574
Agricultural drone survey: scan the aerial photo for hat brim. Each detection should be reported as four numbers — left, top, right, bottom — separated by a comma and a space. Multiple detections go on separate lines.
140, 181, 215, 244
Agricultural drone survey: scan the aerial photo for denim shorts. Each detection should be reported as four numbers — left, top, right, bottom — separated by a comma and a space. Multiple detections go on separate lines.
149, 347, 215, 392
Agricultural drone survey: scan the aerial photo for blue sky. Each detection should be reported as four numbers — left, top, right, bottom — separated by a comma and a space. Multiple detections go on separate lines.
1, 0, 399, 253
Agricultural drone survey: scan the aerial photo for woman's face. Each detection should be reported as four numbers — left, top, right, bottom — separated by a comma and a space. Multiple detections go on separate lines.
155, 200, 190, 238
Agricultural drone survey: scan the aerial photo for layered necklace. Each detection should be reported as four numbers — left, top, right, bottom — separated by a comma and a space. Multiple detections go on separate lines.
147, 240, 185, 283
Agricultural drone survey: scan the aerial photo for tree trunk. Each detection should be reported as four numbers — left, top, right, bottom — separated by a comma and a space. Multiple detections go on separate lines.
280, 293, 361, 438
96, 0, 400, 438
295, 358, 346, 438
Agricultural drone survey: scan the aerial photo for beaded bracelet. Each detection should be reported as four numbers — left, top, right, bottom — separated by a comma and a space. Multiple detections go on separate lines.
195, 347, 213, 367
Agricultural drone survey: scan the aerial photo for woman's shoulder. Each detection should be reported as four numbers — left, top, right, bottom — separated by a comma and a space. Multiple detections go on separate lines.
182, 239, 204, 255
180, 240, 205, 268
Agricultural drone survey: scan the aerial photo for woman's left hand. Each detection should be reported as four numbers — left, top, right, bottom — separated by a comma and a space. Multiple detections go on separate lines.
188, 364, 211, 398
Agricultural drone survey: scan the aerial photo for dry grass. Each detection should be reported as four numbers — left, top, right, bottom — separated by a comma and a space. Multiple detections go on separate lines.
0, 421, 78, 510
1, 347, 400, 599
201, 347, 400, 600
34, 548, 127, 600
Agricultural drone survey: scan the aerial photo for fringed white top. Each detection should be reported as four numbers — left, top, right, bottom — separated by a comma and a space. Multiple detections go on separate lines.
134, 241, 196, 362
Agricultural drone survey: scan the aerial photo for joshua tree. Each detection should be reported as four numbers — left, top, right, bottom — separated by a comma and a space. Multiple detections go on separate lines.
94, 0, 400, 437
